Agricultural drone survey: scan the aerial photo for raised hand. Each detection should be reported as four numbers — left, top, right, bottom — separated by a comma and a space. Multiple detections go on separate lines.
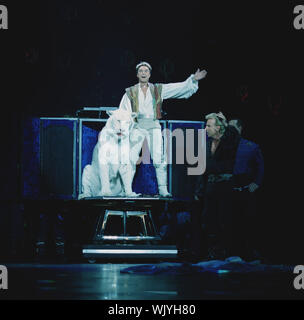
193, 68, 207, 81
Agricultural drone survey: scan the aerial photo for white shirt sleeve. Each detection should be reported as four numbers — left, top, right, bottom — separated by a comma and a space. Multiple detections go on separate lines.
161, 74, 199, 100
118, 93, 132, 112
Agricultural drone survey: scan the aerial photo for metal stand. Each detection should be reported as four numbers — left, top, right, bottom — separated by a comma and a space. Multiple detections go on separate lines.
93, 209, 161, 241
80, 197, 178, 260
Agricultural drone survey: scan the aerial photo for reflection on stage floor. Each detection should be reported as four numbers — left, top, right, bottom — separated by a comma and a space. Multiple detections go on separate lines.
1, 260, 302, 300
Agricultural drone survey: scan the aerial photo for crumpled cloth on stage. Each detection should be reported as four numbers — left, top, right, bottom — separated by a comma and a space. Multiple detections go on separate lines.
120, 256, 293, 275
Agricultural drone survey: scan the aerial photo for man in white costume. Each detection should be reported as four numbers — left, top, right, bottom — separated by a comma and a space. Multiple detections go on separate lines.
119, 61, 207, 197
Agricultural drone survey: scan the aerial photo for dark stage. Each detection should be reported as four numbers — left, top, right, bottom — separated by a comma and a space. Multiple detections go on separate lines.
0, 196, 303, 301
1, 261, 302, 300
1, 0, 304, 303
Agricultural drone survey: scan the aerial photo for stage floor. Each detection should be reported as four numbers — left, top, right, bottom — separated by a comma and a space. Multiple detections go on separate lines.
1, 260, 303, 300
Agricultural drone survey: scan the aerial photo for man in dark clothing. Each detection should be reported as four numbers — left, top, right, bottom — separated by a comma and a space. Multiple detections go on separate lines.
229, 119, 264, 260
229, 119, 264, 191
193, 112, 240, 260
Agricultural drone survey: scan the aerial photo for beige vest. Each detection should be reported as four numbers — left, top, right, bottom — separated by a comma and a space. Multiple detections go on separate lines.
125, 83, 163, 120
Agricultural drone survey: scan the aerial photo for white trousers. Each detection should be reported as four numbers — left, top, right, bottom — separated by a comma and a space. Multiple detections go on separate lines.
137, 119, 169, 194
137, 119, 167, 166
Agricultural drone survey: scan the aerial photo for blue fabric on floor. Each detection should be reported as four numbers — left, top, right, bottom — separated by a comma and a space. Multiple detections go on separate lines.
120, 257, 293, 275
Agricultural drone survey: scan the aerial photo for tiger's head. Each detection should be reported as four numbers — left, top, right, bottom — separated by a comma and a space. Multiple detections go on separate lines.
104, 109, 137, 140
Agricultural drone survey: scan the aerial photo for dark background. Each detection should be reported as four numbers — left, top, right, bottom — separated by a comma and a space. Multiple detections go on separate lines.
0, 0, 302, 262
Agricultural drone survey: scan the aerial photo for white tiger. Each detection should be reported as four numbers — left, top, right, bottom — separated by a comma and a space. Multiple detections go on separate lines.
78, 109, 146, 199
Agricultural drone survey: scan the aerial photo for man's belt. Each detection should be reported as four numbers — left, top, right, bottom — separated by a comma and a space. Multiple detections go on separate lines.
207, 174, 233, 183
137, 115, 154, 119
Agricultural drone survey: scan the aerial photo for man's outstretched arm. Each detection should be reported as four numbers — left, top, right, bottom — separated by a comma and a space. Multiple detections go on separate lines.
162, 68, 207, 100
